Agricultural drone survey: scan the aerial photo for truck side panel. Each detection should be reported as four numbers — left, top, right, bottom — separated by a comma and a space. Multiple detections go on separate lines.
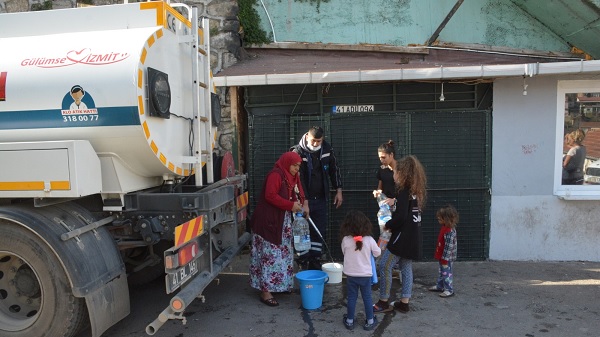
0, 140, 102, 198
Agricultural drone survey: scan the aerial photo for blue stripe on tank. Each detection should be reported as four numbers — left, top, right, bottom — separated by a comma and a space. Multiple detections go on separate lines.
0, 106, 140, 130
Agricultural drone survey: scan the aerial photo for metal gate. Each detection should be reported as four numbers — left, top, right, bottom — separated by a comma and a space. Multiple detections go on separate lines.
246, 81, 491, 261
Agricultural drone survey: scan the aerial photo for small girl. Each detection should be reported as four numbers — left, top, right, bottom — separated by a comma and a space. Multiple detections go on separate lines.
340, 210, 381, 331
429, 205, 458, 298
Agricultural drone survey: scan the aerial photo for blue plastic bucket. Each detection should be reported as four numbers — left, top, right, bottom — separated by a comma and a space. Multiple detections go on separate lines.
295, 270, 329, 310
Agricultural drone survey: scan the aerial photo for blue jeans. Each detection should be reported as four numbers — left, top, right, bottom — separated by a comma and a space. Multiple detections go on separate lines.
378, 249, 414, 300
346, 276, 374, 321
436, 261, 454, 293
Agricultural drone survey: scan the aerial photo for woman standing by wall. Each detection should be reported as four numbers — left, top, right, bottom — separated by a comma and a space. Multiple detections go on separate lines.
249, 152, 307, 306
372, 140, 398, 240
374, 140, 398, 204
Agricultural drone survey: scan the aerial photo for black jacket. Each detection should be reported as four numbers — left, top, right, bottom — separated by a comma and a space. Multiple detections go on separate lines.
291, 140, 342, 198
384, 189, 423, 261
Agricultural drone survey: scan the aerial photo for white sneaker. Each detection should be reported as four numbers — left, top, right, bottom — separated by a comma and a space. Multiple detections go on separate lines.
439, 290, 454, 298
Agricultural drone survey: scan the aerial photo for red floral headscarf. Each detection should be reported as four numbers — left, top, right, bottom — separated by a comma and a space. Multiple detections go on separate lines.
274, 152, 302, 197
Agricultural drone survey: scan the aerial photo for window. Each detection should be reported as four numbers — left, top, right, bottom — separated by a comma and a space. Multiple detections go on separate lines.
555, 80, 600, 199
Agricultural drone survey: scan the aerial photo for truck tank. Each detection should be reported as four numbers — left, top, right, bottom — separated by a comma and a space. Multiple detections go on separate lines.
0, 2, 216, 195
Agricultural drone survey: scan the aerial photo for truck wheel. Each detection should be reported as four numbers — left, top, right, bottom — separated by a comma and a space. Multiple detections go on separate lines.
0, 224, 87, 337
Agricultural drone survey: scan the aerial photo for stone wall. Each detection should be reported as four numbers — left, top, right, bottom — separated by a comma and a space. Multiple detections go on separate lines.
0, 0, 242, 156
197, 0, 243, 157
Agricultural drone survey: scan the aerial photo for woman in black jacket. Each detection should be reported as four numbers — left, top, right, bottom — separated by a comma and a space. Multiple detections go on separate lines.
373, 155, 427, 314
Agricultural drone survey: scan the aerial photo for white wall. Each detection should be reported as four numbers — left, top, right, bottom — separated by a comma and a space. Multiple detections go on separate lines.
490, 76, 600, 261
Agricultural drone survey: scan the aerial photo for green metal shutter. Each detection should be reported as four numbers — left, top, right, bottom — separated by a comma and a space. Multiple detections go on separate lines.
246, 82, 491, 261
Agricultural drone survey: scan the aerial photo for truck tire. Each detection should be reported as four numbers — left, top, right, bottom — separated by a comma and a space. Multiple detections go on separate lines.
0, 224, 87, 337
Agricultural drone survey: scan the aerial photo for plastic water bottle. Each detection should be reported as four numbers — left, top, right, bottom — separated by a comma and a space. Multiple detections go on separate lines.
375, 192, 392, 250
378, 230, 391, 250
376, 193, 392, 227
292, 212, 311, 251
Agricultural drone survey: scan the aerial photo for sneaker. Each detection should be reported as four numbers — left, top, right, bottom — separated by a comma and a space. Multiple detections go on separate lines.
363, 316, 378, 331
391, 300, 410, 313
428, 285, 443, 292
372, 300, 393, 313
439, 290, 454, 298
342, 314, 354, 330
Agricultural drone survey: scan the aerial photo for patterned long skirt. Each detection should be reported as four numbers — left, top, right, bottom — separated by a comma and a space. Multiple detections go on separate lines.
249, 212, 294, 293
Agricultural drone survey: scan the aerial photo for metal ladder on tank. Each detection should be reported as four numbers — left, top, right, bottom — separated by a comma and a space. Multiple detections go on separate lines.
151, 1, 214, 186
190, 11, 214, 187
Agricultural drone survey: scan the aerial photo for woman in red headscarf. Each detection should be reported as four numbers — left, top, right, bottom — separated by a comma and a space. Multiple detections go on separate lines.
249, 151, 308, 306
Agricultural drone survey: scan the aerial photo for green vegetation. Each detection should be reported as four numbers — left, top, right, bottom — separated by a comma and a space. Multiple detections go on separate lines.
238, 0, 271, 45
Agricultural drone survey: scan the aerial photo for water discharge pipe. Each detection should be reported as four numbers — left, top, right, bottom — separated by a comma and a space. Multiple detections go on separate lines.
307, 217, 335, 264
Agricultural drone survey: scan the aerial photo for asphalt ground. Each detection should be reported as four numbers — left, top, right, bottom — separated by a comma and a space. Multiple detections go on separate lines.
84, 254, 600, 337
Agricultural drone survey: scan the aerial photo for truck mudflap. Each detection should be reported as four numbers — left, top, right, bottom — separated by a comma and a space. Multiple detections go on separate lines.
0, 202, 129, 337
85, 273, 130, 337
145, 232, 250, 335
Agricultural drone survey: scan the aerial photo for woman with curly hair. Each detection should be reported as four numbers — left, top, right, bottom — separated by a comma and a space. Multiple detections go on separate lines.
373, 155, 427, 314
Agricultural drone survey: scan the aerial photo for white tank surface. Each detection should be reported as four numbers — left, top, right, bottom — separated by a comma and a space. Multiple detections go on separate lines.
0, 2, 212, 182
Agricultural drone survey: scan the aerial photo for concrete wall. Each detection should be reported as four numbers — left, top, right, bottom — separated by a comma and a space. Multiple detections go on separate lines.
491, 76, 600, 261
254, 0, 570, 53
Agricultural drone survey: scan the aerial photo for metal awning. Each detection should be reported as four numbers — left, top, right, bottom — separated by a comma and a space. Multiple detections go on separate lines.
213, 46, 598, 87
214, 59, 600, 87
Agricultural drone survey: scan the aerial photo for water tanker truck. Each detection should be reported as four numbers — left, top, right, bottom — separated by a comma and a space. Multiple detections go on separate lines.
0, 1, 250, 336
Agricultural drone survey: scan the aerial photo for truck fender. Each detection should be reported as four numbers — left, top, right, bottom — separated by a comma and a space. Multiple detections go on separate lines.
0, 203, 129, 337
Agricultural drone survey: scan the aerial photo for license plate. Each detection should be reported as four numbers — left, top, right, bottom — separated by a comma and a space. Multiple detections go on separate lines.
165, 259, 198, 294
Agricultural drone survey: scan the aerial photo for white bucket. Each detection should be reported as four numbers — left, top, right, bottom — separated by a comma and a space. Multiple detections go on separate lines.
321, 263, 343, 284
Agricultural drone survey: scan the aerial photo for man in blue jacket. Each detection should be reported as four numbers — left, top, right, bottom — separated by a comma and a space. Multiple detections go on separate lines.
291, 126, 343, 270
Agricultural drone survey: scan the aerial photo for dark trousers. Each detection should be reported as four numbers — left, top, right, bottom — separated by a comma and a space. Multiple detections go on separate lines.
298, 197, 327, 266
